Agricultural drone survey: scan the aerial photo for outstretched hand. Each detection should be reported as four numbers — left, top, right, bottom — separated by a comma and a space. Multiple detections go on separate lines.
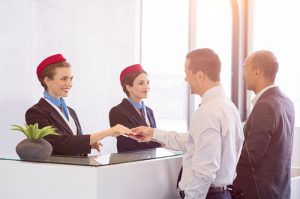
130, 126, 154, 142
110, 124, 133, 137
90, 125, 133, 146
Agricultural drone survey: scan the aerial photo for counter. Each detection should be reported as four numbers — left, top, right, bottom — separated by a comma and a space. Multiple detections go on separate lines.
0, 148, 183, 199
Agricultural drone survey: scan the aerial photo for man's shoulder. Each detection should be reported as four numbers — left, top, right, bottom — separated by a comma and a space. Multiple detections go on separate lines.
259, 87, 286, 101
258, 87, 293, 109
202, 96, 236, 112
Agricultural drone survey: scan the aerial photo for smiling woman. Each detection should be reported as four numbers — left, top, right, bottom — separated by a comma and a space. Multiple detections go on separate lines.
43, 67, 73, 99
109, 64, 162, 153
25, 54, 132, 156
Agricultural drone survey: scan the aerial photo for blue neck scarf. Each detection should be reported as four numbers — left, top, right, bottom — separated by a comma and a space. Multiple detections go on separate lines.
127, 98, 146, 119
44, 91, 69, 120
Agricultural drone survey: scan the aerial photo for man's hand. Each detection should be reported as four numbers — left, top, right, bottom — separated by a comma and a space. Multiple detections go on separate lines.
130, 126, 154, 142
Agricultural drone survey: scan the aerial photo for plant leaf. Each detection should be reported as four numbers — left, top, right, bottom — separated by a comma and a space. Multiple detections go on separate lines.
37, 126, 59, 139
11, 124, 30, 138
11, 123, 60, 140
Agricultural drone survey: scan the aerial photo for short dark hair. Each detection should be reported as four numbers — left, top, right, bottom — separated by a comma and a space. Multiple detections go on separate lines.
186, 48, 221, 81
121, 70, 147, 96
39, 61, 71, 90
251, 50, 278, 82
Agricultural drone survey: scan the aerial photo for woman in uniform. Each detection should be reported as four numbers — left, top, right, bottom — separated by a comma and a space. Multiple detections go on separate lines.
26, 54, 131, 156
109, 64, 161, 152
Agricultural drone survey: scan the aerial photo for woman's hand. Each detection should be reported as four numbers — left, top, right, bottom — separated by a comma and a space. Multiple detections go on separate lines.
90, 125, 133, 145
109, 124, 133, 137
91, 142, 103, 152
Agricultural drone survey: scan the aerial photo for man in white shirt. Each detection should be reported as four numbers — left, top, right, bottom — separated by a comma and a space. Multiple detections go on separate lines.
131, 48, 244, 199
233, 50, 295, 199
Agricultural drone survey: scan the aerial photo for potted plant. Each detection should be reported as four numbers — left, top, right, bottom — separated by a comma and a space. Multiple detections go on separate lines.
11, 123, 59, 161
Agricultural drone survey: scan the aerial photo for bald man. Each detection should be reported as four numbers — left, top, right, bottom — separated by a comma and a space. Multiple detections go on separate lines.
233, 50, 295, 199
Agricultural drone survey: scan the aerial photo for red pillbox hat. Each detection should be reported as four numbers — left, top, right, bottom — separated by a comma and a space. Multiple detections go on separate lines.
36, 54, 66, 79
120, 64, 144, 82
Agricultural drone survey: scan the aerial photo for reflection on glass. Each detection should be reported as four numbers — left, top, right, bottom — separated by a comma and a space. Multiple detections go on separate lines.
95, 148, 157, 165
0, 148, 183, 167
93, 148, 182, 165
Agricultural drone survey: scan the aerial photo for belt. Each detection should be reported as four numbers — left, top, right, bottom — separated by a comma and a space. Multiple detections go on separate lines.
208, 186, 228, 194
178, 190, 185, 199
178, 186, 228, 198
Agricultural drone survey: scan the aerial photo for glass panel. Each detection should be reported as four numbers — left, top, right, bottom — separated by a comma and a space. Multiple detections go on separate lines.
194, 0, 233, 107
252, 0, 300, 126
0, 148, 183, 166
141, 0, 189, 132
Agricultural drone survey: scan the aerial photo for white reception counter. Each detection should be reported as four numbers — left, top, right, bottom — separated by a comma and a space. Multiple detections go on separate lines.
1, 148, 299, 199
0, 148, 183, 199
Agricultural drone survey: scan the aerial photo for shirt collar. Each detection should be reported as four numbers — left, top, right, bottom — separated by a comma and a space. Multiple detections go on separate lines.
43, 91, 62, 106
127, 98, 145, 110
252, 84, 276, 106
201, 86, 225, 105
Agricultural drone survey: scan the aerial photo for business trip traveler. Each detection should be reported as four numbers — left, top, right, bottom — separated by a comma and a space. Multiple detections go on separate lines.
233, 50, 295, 199
131, 48, 244, 199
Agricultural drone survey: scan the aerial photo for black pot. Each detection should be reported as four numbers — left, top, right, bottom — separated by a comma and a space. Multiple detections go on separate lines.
16, 138, 53, 161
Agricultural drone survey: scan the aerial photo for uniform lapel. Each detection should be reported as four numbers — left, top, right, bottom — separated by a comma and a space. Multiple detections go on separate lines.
39, 98, 74, 136
69, 110, 82, 135
145, 108, 155, 127
121, 99, 148, 126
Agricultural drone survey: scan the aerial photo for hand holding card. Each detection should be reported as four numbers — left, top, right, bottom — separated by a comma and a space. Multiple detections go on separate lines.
129, 126, 154, 142
122, 133, 144, 142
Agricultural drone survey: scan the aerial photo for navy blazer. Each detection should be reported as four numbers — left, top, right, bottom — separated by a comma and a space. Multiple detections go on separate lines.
109, 98, 161, 152
25, 98, 91, 156
234, 87, 295, 199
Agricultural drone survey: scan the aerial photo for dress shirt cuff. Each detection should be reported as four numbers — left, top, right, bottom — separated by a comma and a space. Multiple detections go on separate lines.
153, 129, 168, 144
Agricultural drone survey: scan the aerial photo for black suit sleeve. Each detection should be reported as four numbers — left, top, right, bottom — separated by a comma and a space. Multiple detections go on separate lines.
25, 107, 91, 156
243, 102, 275, 166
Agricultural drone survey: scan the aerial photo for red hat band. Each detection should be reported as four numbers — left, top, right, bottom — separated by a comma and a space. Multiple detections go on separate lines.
36, 54, 66, 80
120, 64, 144, 82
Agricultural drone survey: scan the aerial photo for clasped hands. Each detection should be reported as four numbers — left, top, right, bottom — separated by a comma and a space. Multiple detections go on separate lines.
109, 124, 154, 142
122, 126, 154, 142
91, 125, 154, 152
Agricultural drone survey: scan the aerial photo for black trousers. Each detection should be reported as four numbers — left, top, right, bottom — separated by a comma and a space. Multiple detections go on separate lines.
179, 190, 232, 199
206, 190, 232, 199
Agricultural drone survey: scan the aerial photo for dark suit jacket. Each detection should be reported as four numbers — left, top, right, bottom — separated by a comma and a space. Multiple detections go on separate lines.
233, 87, 295, 199
109, 98, 161, 152
25, 98, 91, 156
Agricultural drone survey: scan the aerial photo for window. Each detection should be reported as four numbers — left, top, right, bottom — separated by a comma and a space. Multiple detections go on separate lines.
141, 0, 189, 131
193, 0, 233, 107
251, 0, 300, 126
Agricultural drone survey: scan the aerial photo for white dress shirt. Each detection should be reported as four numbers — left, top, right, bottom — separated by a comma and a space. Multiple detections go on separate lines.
153, 86, 244, 199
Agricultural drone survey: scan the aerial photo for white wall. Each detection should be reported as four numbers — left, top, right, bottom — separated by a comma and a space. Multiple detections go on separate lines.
0, 0, 140, 155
